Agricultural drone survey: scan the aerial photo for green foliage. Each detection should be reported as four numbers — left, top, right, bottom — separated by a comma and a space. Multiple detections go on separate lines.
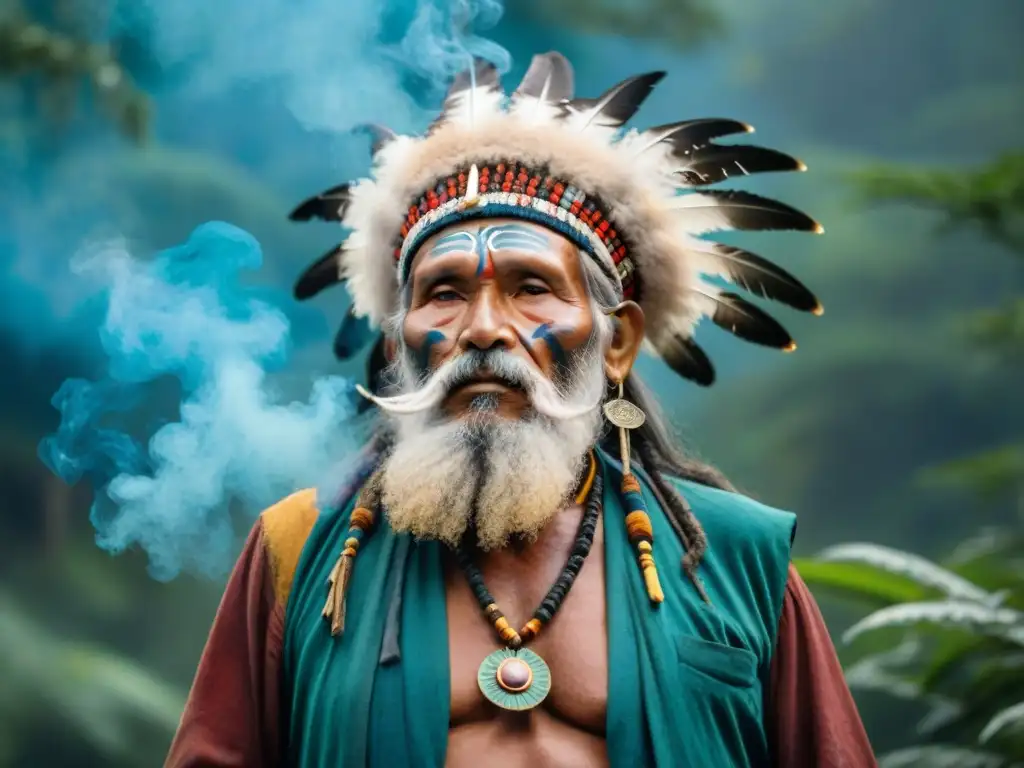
849, 153, 1024, 256
799, 540, 1024, 765
799, 149, 1024, 764
0, 5, 149, 142
0, 592, 184, 767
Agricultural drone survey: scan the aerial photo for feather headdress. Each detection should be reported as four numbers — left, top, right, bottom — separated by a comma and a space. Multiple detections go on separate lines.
289, 52, 822, 386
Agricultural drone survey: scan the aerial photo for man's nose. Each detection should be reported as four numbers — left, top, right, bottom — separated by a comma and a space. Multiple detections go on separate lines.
457, 287, 518, 352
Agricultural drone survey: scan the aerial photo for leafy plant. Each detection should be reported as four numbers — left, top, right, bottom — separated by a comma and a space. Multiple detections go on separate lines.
797, 151, 1024, 765
796, 535, 1024, 766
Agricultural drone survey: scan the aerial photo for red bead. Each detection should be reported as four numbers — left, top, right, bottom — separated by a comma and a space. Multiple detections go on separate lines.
429, 198, 439, 210
553, 182, 565, 194
598, 220, 610, 233
591, 211, 603, 224
502, 182, 512, 192
549, 193, 559, 204
570, 200, 582, 215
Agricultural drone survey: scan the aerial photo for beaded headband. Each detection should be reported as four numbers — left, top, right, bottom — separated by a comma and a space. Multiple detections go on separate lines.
288, 52, 824, 386
395, 162, 633, 299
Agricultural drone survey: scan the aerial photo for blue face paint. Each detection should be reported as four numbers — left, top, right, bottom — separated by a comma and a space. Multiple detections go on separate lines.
429, 224, 553, 275
531, 322, 568, 369
429, 231, 475, 258
486, 224, 550, 254
415, 329, 445, 373
475, 226, 494, 276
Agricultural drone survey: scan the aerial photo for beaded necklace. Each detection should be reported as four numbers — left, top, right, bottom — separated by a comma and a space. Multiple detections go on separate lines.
455, 452, 601, 711
322, 446, 667, 713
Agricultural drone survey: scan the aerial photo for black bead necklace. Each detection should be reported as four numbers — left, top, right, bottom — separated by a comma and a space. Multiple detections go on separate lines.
455, 453, 602, 711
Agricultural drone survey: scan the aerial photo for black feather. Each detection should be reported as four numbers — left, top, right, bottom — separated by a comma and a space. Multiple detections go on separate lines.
513, 51, 574, 102
563, 71, 666, 130
293, 244, 343, 300
661, 335, 715, 386
680, 190, 822, 234
333, 307, 374, 359
676, 144, 805, 186
707, 292, 794, 349
638, 118, 752, 153
288, 183, 352, 222
697, 244, 821, 313
354, 123, 397, 156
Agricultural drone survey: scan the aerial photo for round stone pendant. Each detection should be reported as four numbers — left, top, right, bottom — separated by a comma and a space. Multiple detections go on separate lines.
477, 647, 552, 711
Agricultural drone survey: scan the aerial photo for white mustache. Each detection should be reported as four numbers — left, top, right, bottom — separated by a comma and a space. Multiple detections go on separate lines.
356, 351, 602, 421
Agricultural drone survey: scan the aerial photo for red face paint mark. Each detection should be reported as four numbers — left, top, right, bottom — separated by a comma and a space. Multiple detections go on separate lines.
479, 250, 495, 280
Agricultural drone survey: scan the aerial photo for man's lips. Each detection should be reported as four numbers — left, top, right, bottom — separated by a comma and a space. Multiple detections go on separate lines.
448, 377, 524, 396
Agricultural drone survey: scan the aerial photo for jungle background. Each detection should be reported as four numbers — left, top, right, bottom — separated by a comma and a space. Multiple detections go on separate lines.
1, 0, 1022, 765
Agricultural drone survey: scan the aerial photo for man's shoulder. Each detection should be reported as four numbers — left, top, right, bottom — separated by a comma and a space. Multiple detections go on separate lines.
259, 489, 321, 606
662, 474, 797, 549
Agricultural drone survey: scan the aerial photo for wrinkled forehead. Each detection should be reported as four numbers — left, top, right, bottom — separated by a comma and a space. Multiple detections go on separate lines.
408, 217, 582, 277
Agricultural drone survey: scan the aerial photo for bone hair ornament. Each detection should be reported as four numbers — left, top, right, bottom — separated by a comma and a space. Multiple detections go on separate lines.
288, 51, 823, 390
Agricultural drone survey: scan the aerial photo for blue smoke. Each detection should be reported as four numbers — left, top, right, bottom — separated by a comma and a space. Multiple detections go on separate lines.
23, 0, 516, 579
39, 222, 361, 581
113, 0, 510, 134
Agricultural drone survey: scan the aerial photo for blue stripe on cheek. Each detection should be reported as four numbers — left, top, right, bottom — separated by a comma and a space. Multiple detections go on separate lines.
531, 323, 568, 369
415, 330, 445, 372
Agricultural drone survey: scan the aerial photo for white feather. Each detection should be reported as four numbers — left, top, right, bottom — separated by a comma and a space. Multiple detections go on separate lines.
817, 543, 992, 603
441, 87, 506, 128
508, 96, 564, 126
659, 193, 736, 235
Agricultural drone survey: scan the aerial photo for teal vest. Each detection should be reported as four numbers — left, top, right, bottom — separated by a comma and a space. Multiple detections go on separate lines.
283, 450, 795, 767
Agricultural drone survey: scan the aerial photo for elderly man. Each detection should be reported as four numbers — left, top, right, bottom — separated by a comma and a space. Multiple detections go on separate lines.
167, 54, 875, 767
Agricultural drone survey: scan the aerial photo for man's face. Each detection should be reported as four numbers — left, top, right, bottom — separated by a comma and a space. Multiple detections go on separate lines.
401, 217, 596, 421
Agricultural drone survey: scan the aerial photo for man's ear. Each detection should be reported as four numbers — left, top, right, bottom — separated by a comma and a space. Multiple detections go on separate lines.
384, 336, 397, 362
604, 301, 645, 383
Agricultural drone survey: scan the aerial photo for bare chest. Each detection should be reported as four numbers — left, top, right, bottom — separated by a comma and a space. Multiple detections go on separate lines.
445, 524, 609, 737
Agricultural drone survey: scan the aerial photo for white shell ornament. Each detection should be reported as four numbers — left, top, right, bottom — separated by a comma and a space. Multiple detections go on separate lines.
603, 398, 646, 430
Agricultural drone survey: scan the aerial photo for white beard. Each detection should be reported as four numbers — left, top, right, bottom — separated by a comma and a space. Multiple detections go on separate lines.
379, 345, 606, 551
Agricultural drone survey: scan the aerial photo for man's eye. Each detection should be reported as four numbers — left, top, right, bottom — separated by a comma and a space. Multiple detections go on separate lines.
431, 289, 461, 302
519, 283, 550, 296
